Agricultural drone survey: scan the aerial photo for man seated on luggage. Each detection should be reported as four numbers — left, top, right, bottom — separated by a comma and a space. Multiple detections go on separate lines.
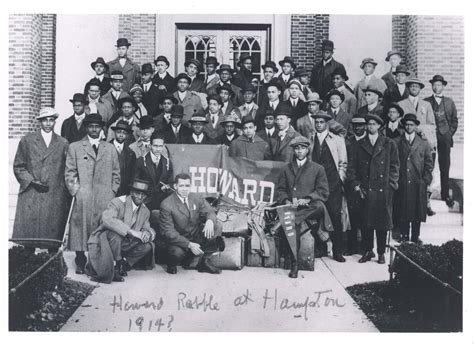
159, 173, 224, 275
85, 179, 156, 283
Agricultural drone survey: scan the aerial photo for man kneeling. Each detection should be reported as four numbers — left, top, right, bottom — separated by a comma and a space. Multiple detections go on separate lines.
85, 179, 156, 283
159, 173, 224, 275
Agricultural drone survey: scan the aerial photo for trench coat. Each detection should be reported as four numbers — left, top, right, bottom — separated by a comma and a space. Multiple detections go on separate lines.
65, 137, 121, 251
394, 135, 433, 222
172, 90, 204, 125
347, 135, 400, 232
107, 57, 141, 93
12, 131, 69, 248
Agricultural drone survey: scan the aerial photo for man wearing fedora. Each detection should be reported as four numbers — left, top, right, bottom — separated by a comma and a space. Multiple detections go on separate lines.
129, 116, 155, 158
129, 84, 149, 119
102, 71, 131, 113
207, 64, 243, 106
107, 96, 140, 142
294, 67, 312, 99
255, 78, 285, 131
159, 173, 224, 274
217, 113, 241, 146
257, 110, 279, 144
347, 114, 399, 265
424, 75, 458, 208
85, 79, 115, 127
109, 120, 136, 197
61, 93, 89, 143
278, 56, 296, 87
154, 94, 178, 133
255, 61, 283, 106
183, 111, 215, 144
310, 111, 348, 262
141, 63, 165, 117
162, 105, 192, 144
152, 55, 175, 94
172, 73, 204, 124
85, 179, 156, 283
358, 87, 385, 119
297, 92, 322, 140
383, 103, 405, 139
354, 58, 387, 109
383, 65, 410, 112
283, 79, 307, 121
330, 67, 357, 118
217, 83, 239, 117
84, 57, 111, 96
203, 94, 225, 141
326, 89, 353, 133
382, 50, 403, 90
230, 115, 268, 160
12, 107, 69, 253
232, 54, 254, 90
107, 38, 140, 93
238, 84, 259, 121
310, 40, 347, 98
65, 113, 121, 274
204, 56, 220, 91
393, 114, 434, 243
184, 59, 206, 93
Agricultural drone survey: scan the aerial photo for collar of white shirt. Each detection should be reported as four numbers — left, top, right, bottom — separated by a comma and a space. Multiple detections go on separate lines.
270, 100, 279, 108
75, 113, 85, 121
88, 136, 100, 147
290, 97, 298, 106
172, 124, 181, 132
96, 74, 104, 82
317, 130, 329, 142
364, 74, 374, 82
178, 91, 187, 100
368, 133, 379, 145
355, 132, 367, 141
323, 57, 333, 66
176, 193, 188, 206
226, 134, 235, 141
131, 201, 139, 213
389, 120, 399, 131
337, 85, 345, 92
296, 157, 307, 167
41, 130, 52, 146
405, 132, 416, 143
409, 95, 418, 103
188, 75, 195, 82
158, 72, 167, 79
114, 140, 124, 151
121, 116, 134, 125
88, 96, 99, 104
367, 102, 378, 111
331, 107, 340, 115
222, 102, 228, 111
246, 102, 255, 111
150, 151, 160, 164
282, 74, 290, 82
267, 127, 275, 136
113, 90, 121, 98
143, 82, 152, 91
193, 133, 203, 143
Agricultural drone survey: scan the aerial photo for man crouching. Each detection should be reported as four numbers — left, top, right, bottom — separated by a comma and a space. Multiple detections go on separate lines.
159, 173, 224, 275
85, 179, 155, 283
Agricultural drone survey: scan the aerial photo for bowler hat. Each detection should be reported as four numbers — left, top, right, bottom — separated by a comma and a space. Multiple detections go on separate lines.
266, 79, 284, 92
188, 112, 209, 124
274, 103, 293, 117
117, 96, 138, 110
129, 179, 151, 193
304, 92, 323, 104
241, 114, 256, 125
83, 113, 105, 126
221, 113, 241, 127
360, 58, 378, 69
406, 78, 425, 89
141, 63, 154, 74
365, 114, 384, 126
385, 49, 402, 62
326, 89, 345, 103
240, 84, 257, 93
288, 79, 303, 91
138, 116, 154, 129
351, 115, 366, 124
36, 107, 59, 120
330, 67, 349, 81
110, 71, 124, 80
116, 38, 131, 47
279, 56, 296, 69
386, 103, 404, 117
216, 64, 234, 74
69, 93, 88, 104
154, 55, 170, 67
111, 120, 133, 134
322, 40, 335, 51
261, 61, 279, 73
429, 74, 448, 86
170, 105, 185, 117
216, 83, 235, 97
130, 84, 144, 94
401, 113, 420, 126
363, 87, 384, 99
311, 110, 332, 121
184, 58, 202, 71
289, 136, 311, 148
90, 57, 108, 71
237, 54, 252, 66
175, 73, 191, 84
162, 94, 178, 105
205, 56, 220, 66
392, 65, 411, 76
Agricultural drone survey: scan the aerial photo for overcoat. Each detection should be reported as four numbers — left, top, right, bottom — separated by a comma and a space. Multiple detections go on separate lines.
61, 114, 88, 143
152, 72, 175, 94
163, 124, 192, 144
329, 108, 353, 133
85, 98, 115, 125
309, 131, 348, 182
110, 140, 136, 196
107, 57, 140, 93
203, 111, 225, 140
65, 137, 121, 251
381, 71, 397, 90
346, 135, 400, 232
232, 69, 253, 90
101, 89, 130, 113
265, 126, 301, 162
354, 76, 387, 109
188, 76, 206, 93
229, 134, 269, 160
398, 98, 437, 149
12, 131, 69, 248
172, 90, 204, 124
309, 58, 347, 98
394, 135, 433, 222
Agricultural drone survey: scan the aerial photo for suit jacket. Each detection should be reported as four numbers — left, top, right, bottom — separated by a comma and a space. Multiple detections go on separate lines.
238, 103, 259, 120
339, 86, 358, 117
107, 57, 140, 93
296, 114, 316, 140
61, 114, 88, 143
205, 74, 220, 91
329, 108, 353, 132
203, 111, 225, 140
257, 128, 279, 143
277, 74, 295, 88
381, 70, 397, 90
152, 72, 175, 94
85, 97, 115, 125
142, 83, 165, 117
354, 76, 387, 109
110, 140, 136, 196
383, 84, 409, 110
154, 112, 172, 133
232, 69, 253, 89
163, 124, 193, 144
255, 100, 285, 131
128, 139, 150, 158
188, 76, 206, 93
424, 95, 458, 146
310, 58, 347, 98
84, 76, 111, 96
182, 132, 215, 145
309, 131, 348, 182
283, 98, 307, 121
101, 89, 131, 113
173, 90, 204, 124
255, 78, 285, 106
206, 81, 244, 106
265, 126, 301, 162
159, 192, 217, 249
398, 98, 437, 149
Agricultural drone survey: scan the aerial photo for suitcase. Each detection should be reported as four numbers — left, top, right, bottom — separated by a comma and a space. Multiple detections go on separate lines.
217, 211, 250, 238
208, 237, 245, 270
263, 235, 280, 268
298, 231, 315, 271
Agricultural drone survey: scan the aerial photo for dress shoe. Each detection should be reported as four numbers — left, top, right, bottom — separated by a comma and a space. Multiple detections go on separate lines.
333, 254, 346, 263
113, 265, 125, 282
377, 254, 386, 264
75, 266, 85, 274
288, 260, 298, 278
445, 197, 455, 208
118, 259, 128, 277
166, 265, 177, 274
358, 251, 375, 263
197, 258, 221, 274
427, 207, 436, 216
74, 256, 86, 274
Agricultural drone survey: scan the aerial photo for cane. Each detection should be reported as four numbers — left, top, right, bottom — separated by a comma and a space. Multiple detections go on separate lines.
61, 197, 75, 251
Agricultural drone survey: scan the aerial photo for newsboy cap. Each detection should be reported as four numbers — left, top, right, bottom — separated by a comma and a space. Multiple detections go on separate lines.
36, 107, 59, 120
289, 136, 311, 148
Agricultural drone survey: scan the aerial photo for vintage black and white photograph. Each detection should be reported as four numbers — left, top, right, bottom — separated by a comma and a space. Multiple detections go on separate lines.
5, 3, 468, 337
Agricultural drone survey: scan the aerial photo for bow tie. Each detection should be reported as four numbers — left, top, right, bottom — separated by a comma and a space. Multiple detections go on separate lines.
435, 95, 443, 99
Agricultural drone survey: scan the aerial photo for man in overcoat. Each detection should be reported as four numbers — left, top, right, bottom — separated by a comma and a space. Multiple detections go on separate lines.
347, 114, 399, 264
84, 57, 111, 96
207, 64, 244, 106
329, 67, 357, 117
232, 54, 254, 90
12, 107, 69, 253
354, 58, 387, 109
152, 55, 175, 94
184, 58, 206, 93
154, 94, 177, 134
61, 93, 89, 143
65, 113, 121, 274
85, 79, 115, 128
394, 114, 433, 243
382, 64, 410, 110
102, 71, 131, 114
381, 50, 403, 90
162, 105, 192, 144
282, 79, 307, 121
173, 73, 204, 125
107, 38, 140, 93
141, 63, 165, 117
326, 89, 353, 132
229, 115, 268, 160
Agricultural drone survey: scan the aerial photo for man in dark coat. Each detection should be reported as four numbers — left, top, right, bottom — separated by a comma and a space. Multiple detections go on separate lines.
107, 38, 140, 93
276, 136, 330, 278
383, 65, 410, 113
255, 78, 286, 130
152, 55, 175, 94
184, 58, 206, 93
154, 94, 177, 134
204, 56, 220, 91
310, 40, 347, 98
326, 89, 353, 133
207, 64, 244, 106
383, 103, 405, 139
381, 50, 403, 90
102, 71, 131, 114
232, 54, 254, 90
347, 114, 399, 264
173, 73, 204, 124
254, 61, 284, 106
162, 105, 192, 144
109, 121, 136, 196
61, 93, 89, 143
229, 115, 268, 160
329, 67, 357, 117
277, 56, 296, 87
394, 114, 433, 243
283, 79, 307, 121
357, 87, 384, 119
141, 63, 165, 117
424, 75, 458, 208
84, 57, 111, 96
216, 113, 240, 146
256, 110, 278, 143
159, 173, 223, 274
12, 107, 69, 253
182, 112, 215, 144
85, 79, 115, 127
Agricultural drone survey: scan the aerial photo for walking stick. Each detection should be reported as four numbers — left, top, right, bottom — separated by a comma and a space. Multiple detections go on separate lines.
61, 197, 75, 250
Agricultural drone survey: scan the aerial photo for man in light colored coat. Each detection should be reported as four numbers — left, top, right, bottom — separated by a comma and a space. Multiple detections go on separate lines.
354, 58, 387, 109
173, 73, 204, 125
107, 38, 140, 93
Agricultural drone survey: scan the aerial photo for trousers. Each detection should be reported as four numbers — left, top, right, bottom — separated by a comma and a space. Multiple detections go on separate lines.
399, 221, 421, 241
106, 231, 152, 266
437, 136, 451, 200
361, 229, 387, 255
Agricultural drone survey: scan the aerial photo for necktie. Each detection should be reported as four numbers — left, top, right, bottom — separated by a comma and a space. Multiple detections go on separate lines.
116, 144, 122, 154
271, 102, 275, 110
183, 198, 190, 214
92, 144, 98, 155
213, 115, 217, 126
131, 207, 139, 228
144, 84, 149, 92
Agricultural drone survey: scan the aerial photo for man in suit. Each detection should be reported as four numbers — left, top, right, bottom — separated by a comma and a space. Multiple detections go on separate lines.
424, 75, 458, 208
107, 97, 140, 142
294, 67, 312, 99
129, 84, 149, 121
330, 67, 357, 117
276, 136, 330, 278
65, 113, 121, 274
185, 59, 206, 93
183, 112, 215, 144
347, 114, 400, 264
217, 113, 241, 146
203, 94, 225, 141
61, 93, 89, 143
216, 83, 239, 118
12, 107, 69, 253
141, 63, 165, 117
159, 173, 224, 274
310, 112, 348, 262
84, 57, 111, 96
173, 73, 204, 125
326, 89, 352, 132
354, 58, 387, 109
232, 54, 254, 90
255, 78, 285, 130
383, 65, 410, 112
381, 50, 403, 90
238, 84, 259, 121
207, 64, 243, 106
283, 80, 307, 121
109, 121, 136, 196
134, 133, 174, 211
255, 61, 283, 106
204, 56, 220, 91
297, 92, 321, 140
257, 110, 278, 143
357, 87, 385, 119
85, 79, 115, 127
310, 40, 347, 98
154, 94, 177, 134
86, 179, 156, 283
129, 116, 155, 158
383, 103, 405, 139
162, 105, 192, 144
230, 115, 268, 160
277, 56, 296, 87
102, 71, 131, 114
152, 55, 175, 94
107, 38, 140, 93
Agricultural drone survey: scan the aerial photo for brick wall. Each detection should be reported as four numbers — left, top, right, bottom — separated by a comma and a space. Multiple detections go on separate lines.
290, 14, 329, 73
392, 15, 408, 63
40, 14, 56, 108
118, 14, 156, 66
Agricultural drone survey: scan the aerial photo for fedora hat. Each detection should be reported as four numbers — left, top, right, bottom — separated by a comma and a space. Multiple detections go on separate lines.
184, 58, 202, 71
326, 89, 345, 103
216, 83, 235, 97
261, 61, 279, 73
279, 56, 296, 69
110, 71, 124, 80
305, 92, 323, 104
406, 77, 425, 89
117, 96, 138, 110
110, 120, 133, 134
162, 94, 178, 105
274, 103, 293, 117
206, 94, 223, 106
83, 113, 105, 126
69, 93, 88, 104
216, 64, 234, 74
392, 65, 411, 76
116, 38, 131, 47
363, 87, 384, 99
360, 58, 378, 69
429, 74, 448, 86
311, 110, 332, 121
205, 56, 220, 66
385, 49, 402, 62
401, 113, 420, 126
322, 40, 335, 51
129, 179, 151, 193
36, 107, 59, 120
141, 63, 154, 74
90, 57, 108, 71
330, 67, 349, 81
138, 116, 154, 129
289, 136, 311, 148
175, 73, 191, 84
154, 55, 170, 67
170, 105, 185, 117
386, 103, 404, 117
365, 114, 384, 126
237, 54, 252, 66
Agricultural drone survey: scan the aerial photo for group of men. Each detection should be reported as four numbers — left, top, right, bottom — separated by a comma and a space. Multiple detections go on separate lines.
12, 37, 459, 281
